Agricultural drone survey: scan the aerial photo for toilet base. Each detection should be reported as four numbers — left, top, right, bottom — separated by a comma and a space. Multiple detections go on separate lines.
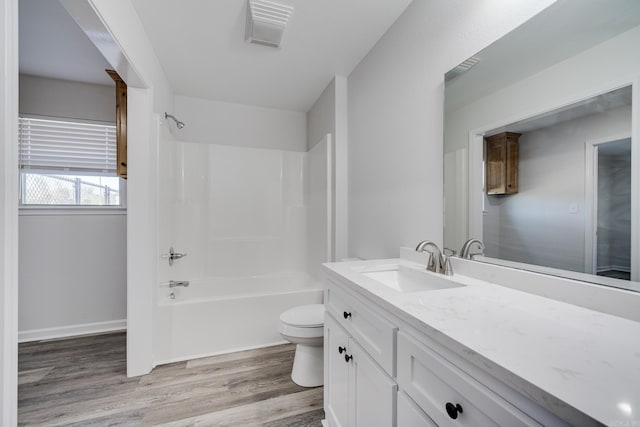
291, 343, 324, 387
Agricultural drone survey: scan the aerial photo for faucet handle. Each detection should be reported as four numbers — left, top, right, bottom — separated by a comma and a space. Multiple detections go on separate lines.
425, 252, 438, 272
443, 248, 456, 257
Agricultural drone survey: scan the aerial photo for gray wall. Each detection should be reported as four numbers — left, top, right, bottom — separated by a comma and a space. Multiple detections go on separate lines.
307, 78, 335, 150
346, 0, 552, 259
18, 75, 126, 340
174, 95, 307, 152
483, 105, 631, 273
20, 74, 114, 122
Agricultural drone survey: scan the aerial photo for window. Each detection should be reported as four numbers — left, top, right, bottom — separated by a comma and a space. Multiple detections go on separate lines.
18, 117, 124, 207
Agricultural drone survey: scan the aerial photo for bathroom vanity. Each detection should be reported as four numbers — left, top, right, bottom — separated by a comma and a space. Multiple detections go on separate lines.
322, 253, 640, 426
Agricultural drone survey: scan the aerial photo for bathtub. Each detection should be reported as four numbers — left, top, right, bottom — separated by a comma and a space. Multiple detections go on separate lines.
153, 272, 323, 364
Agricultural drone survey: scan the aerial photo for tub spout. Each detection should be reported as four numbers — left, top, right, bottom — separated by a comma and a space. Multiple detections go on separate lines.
167, 280, 190, 288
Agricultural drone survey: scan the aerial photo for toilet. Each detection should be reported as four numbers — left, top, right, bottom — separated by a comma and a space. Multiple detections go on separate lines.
279, 304, 324, 387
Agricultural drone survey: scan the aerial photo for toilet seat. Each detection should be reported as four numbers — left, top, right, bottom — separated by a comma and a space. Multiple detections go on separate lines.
280, 304, 324, 328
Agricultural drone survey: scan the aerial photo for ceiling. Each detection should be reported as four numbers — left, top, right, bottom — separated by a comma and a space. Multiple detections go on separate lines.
130, 0, 413, 111
20, 0, 412, 111
445, 0, 640, 113
19, 0, 114, 86
487, 85, 632, 135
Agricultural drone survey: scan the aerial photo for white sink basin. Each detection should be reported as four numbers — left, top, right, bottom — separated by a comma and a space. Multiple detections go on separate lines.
361, 265, 465, 293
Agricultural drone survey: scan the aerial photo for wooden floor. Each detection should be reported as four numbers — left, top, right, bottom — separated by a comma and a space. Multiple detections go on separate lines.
18, 332, 324, 426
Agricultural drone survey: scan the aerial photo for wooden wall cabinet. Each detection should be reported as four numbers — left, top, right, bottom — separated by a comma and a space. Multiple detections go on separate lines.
106, 70, 127, 179
485, 132, 520, 195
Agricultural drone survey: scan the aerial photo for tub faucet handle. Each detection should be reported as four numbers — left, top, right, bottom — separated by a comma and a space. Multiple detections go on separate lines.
167, 247, 187, 266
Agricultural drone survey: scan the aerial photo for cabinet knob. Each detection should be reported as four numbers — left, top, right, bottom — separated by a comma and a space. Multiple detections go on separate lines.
344, 354, 353, 363
445, 402, 463, 420
338, 346, 346, 354
343, 311, 352, 319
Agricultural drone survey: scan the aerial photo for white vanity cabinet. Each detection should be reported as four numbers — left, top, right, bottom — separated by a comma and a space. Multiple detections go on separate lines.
324, 275, 571, 427
396, 332, 540, 426
325, 313, 397, 427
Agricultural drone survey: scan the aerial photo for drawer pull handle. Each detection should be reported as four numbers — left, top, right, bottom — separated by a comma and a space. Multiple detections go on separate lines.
445, 402, 463, 420
343, 311, 352, 319
344, 354, 353, 363
338, 346, 346, 354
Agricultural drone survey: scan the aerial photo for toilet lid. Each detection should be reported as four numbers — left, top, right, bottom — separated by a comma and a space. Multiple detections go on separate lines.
280, 304, 324, 328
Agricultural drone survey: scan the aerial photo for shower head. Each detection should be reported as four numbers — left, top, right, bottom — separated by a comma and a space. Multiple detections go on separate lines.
165, 112, 185, 129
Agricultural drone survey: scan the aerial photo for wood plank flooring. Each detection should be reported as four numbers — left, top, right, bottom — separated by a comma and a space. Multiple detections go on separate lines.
18, 332, 324, 426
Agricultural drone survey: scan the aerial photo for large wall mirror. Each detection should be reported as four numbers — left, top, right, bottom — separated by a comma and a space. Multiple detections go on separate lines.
444, 0, 640, 292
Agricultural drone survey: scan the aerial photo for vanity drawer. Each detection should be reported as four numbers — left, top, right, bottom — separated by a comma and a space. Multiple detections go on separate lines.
397, 332, 540, 427
325, 280, 397, 375
398, 390, 438, 427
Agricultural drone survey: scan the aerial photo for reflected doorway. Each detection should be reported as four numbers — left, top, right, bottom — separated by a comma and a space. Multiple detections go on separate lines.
593, 138, 632, 280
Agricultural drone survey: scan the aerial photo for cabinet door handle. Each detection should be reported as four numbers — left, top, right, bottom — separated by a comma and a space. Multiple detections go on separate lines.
445, 402, 463, 420
344, 354, 353, 363
338, 346, 346, 354
343, 311, 352, 319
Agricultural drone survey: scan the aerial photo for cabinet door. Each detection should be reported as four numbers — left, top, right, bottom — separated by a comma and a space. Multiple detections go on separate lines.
485, 137, 507, 194
325, 314, 350, 427
326, 281, 397, 375
349, 339, 397, 427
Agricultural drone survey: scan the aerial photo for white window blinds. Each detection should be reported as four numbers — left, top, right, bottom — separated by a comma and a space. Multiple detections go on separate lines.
19, 117, 117, 173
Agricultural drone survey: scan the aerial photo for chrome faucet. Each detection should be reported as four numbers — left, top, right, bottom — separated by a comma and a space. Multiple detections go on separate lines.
167, 247, 187, 266
460, 238, 485, 259
415, 241, 454, 276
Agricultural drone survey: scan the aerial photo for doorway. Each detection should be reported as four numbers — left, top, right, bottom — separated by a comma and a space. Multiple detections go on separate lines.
586, 137, 632, 278
595, 138, 632, 279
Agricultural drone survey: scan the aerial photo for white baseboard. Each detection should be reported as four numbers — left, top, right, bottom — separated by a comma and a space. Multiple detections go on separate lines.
18, 319, 127, 343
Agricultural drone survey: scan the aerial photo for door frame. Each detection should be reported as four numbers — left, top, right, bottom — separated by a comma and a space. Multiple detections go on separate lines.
584, 135, 633, 275
1, 0, 19, 423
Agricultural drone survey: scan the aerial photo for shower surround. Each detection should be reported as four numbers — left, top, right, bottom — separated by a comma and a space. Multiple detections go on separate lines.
154, 125, 330, 363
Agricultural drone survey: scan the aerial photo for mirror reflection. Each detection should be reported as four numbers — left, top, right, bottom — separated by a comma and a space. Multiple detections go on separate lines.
482, 87, 631, 278
443, 0, 640, 291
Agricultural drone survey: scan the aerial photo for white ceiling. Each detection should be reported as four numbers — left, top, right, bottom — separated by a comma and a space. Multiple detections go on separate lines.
487, 85, 632, 135
130, 0, 413, 112
445, 0, 640, 113
19, 0, 114, 86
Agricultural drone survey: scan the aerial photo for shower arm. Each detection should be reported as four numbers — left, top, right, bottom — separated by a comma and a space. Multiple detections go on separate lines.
164, 112, 185, 129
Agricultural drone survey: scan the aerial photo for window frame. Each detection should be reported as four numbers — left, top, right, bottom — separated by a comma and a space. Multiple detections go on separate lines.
18, 114, 127, 210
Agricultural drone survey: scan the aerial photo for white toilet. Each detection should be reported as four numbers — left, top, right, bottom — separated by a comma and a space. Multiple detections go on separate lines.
279, 304, 324, 387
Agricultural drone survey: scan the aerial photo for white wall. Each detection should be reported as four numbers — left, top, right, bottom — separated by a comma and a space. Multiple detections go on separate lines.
175, 95, 306, 152
347, 0, 554, 259
483, 106, 631, 273
18, 75, 127, 341
19, 74, 114, 122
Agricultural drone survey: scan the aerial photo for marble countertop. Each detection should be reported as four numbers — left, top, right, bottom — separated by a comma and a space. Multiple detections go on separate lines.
323, 257, 640, 426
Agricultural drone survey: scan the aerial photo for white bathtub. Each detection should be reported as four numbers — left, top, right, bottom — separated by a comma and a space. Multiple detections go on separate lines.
153, 272, 323, 364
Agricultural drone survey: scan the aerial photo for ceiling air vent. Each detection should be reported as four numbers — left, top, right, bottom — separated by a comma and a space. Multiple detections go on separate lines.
245, 0, 294, 48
